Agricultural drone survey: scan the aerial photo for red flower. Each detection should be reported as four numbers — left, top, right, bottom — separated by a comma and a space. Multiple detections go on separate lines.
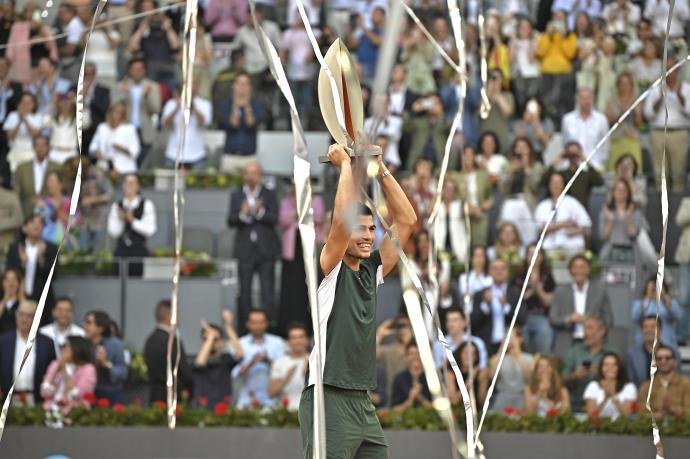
630, 402, 640, 413
154, 401, 167, 410
97, 398, 110, 408
546, 408, 559, 417
57, 399, 68, 407
84, 393, 97, 405
133, 398, 142, 408
181, 263, 193, 276
113, 403, 126, 413
223, 395, 232, 404
17, 393, 27, 403
175, 405, 182, 417
590, 409, 600, 419
213, 402, 229, 416
198, 396, 208, 408
281, 397, 289, 409
503, 406, 518, 416
250, 399, 262, 409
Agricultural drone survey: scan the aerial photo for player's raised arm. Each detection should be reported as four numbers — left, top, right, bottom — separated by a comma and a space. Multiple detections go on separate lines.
320, 144, 357, 275
377, 157, 418, 276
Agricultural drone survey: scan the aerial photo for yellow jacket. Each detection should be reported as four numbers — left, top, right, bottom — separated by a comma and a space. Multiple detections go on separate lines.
536, 32, 577, 74
488, 43, 511, 87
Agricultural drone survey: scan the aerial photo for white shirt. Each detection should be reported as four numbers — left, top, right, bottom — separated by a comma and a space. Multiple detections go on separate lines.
269, 354, 307, 410
33, 158, 48, 195
479, 154, 509, 178
512, 37, 541, 78
39, 323, 86, 348
87, 30, 121, 79
459, 271, 493, 298
49, 117, 78, 164
89, 122, 141, 174
364, 115, 403, 167
583, 381, 637, 419
14, 333, 35, 392
561, 109, 610, 170
162, 97, 212, 163
643, 83, 690, 129
107, 196, 158, 239
644, 0, 690, 37
388, 85, 407, 116
287, 0, 320, 26
65, 16, 86, 46
602, 2, 640, 34
281, 28, 318, 81
572, 281, 588, 339
3, 112, 47, 171
24, 241, 39, 296
480, 283, 511, 344
466, 171, 478, 205
535, 195, 592, 252
129, 83, 144, 128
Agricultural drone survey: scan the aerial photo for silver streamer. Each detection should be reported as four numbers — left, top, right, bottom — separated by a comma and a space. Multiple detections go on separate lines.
476, 0, 491, 119
0, 0, 107, 440
249, 1, 327, 456
474, 55, 690, 448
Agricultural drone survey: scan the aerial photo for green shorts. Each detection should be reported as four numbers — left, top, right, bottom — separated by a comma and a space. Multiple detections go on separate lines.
298, 385, 388, 459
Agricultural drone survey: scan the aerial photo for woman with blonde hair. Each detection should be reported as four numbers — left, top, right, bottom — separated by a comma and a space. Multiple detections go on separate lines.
524, 357, 571, 415
88, 101, 140, 175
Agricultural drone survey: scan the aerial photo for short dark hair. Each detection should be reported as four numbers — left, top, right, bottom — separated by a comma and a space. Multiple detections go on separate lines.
655, 344, 675, 357
201, 323, 223, 338
23, 214, 42, 226
405, 340, 418, 352
128, 57, 147, 69
564, 140, 582, 152
234, 71, 252, 84
86, 310, 112, 337
286, 322, 308, 337
640, 315, 662, 329
155, 299, 171, 323
247, 308, 269, 321
67, 336, 95, 365
568, 254, 590, 271
445, 306, 465, 320
55, 297, 74, 309
33, 134, 50, 147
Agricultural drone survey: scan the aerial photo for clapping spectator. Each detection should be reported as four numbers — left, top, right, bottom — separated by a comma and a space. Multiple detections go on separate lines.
39, 297, 85, 353
637, 344, 690, 421
82, 310, 128, 404
524, 356, 570, 415
447, 341, 489, 409
509, 18, 541, 115
268, 323, 309, 410
629, 38, 661, 93
40, 336, 96, 414
161, 82, 212, 170
78, 158, 114, 252
458, 246, 493, 299
480, 71, 514, 158
36, 171, 73, 247
6, 3, 58, 85
631, 278, 682, 350
0, 56, 24, 186
0, 269, 25, 334
3, 93, 46, 173
391, 342, 433, 412
48, 91, 78, 164
29, 58, 71, 115
89, 102, 140, 175
220, 73, 262, 175
490, 328, 533, 411
450, 145, 493, 246
583, 352, 637, 419
204, 0, 247, 42
605, 72, 643, 173
280, 14, 318, 129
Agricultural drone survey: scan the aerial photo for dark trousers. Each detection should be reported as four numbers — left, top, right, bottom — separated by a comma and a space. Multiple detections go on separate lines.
237, 254, 275, 332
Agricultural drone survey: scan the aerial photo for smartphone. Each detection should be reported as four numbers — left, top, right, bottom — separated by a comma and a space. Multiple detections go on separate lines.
32, 9, 42, 23
582, 360, 592, 369
526, 100, 539, 115
420, 98, 435, 111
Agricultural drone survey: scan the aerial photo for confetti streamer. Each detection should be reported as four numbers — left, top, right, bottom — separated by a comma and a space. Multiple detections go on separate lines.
0, 0, 108, 440
476, 0, 491, 119
248, 2, 327, 457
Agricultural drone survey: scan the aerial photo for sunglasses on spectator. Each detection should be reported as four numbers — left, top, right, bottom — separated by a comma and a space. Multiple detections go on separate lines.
656, 355, 674, 361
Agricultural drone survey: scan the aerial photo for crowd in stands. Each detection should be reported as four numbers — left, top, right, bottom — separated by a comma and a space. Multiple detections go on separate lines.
1, 0, 690, 424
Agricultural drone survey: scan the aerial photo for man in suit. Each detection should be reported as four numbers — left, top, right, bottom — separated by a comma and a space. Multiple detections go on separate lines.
471, 259, 526, 354
114, 58, 161, 168
13, 135, 61, 218
227, 161, 280, 330
550, 254, 614, 357
6, 215, 59, 325
143, 299, 193, 405
82, 62, 111, 154
0, 300, 56, 404
0, 56, 23, 188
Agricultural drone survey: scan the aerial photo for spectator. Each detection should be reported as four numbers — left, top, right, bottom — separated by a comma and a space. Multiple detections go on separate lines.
550, 255, 613, 355
277, 182, 325, 333
477, 131, 508, 182
326, 0, 354, 38
370, 363, 388, 408
490, 328, 533, 411
89, 101, 140, 175
84, 12, 120, 90
127, 0, 180, 86
561, 87, 609, 171
143, 300, 194, 405
511, 244, 555, 355
219, 72, 262, 175
602, 0, 640, 37
535, 10, 577, 125
541, 141, 603, 209
376, 314, 413, 406
204, 0, 247, 42
511, 98, 554, 157
106, 174, 157, 277
433, 307, 489, 371
643, 0, 689, 38
610, 153, 646, 209
78, 158, 114, 252
430, 17, 454, 84
227, 161, 279, 325
268, 323, 309, 410
82, 62, 111, 153
364, 95, 404, 169
400, 24, 435, 96
232, 309, 285, 408
114, 58, 161, 167
583, 352, 637, 419
47, 91, 77, 164
432, 179, 468, 263
28, 57, 71, 115
510, 18, 541, 115
561, 316, 616, 411
0, 300, 56, 405
487, 222, 525, 267
626, 317, 673, 388
5, 3, 58, 85
408, 159, 436, 221
471, 258, 525, 354
161, 81, 212, 170
605, 72, 643, 173
450, 145, 493, 247
0, 268, 24, 334
676, 196, 690, 344
631, 278, 682, 350
643, 55, 690, 192
391, 342, 433, 412
280, 14, 317, 130
40, 335, 96, 414
458, 245, 492, 299
350, 6, 385, 85
105, 0, 136, 44
39, 297, 85, 353
82, 310, 128, 404
55, 3, 85, 82
638, 344, 690, 421
480, 70, 514, 156
0, 56, 24, 186
404, 94, 450, 168
193, 310, 243, 409
534, 173, 592, 255
0, 183, 23, 249
524, 356, 571, 415
193, 23, 215, 100
3, 93, 46, 174
6, 215, 58, 325
211, 49, 246, 126
629, 38, 661, 93
485, 14, 510, 86
447, 341, 489, 409
36, 171, 72, 247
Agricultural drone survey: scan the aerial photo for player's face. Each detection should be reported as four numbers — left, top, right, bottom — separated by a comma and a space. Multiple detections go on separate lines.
347, 215, 376, 259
